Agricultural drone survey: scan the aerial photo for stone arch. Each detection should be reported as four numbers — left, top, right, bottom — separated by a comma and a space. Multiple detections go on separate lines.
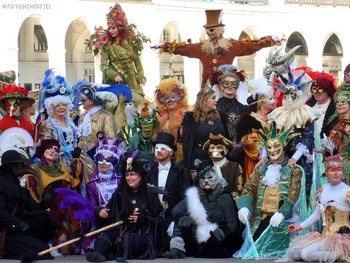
158, 22, 184, 83
286, 31, 308, 66
322, 33, 343, 77
18, 15, 48, 90
65, 18, 94, 83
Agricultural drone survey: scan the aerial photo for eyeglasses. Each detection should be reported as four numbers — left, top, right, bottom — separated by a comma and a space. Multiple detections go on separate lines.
98, 160, 112, 165
206, 28, 216, 34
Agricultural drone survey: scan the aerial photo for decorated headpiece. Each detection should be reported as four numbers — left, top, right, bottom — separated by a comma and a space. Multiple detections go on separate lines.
154, 78, 188, 107
263, 45, 300, 80
122, 150, 151, 176
0, 127, 34, 163
271, 67, 313, 109
94, 137, 128, 167
75, 80, 132, 109
247, 77, 275, 112
38, 68, 74, 115
106, 3, 128, 29
0, 84, 35, 112
134, 101, 159, 128
252, 121, 296, 150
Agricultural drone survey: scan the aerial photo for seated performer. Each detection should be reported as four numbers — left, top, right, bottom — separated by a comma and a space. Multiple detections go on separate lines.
164, 159, 239, 259
281, 153, 350, 262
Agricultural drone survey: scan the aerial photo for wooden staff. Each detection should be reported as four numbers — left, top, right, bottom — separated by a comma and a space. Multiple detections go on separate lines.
37, 220, 123, 257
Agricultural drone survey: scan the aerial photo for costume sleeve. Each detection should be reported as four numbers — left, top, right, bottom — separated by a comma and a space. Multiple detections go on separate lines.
279, 166, 302, 219
237, 168, 260, 212
25, 174, 41, 202
0, 192, 23, 229
171, 199, 188, 222
227, 38, 278, 57
102, 113, 117, 139
218, 193, 238, 237
299, 204, 321, 230
86, 182, 98, 208
174, 43, 203, 58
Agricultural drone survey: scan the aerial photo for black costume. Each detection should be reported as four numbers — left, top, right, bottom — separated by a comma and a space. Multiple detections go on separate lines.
0, 153, 60, 260
181, 111, 229, 179
86, 153, 164, 262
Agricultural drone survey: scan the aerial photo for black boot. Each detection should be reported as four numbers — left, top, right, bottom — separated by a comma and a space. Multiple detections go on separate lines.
164, 248, 186, 259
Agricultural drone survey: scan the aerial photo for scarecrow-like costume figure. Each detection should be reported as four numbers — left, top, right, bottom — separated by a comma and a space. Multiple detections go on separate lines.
234, 122, 307, 259
152, 9, 283, 86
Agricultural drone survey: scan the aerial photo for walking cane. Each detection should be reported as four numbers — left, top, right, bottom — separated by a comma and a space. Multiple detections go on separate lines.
37, 220, 124, 257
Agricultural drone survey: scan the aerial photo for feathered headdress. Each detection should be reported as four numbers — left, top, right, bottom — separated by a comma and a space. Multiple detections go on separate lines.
75, 81, 132, 109
0, 127, 34, 164
154, 78, 188, 108
38, 68, 74, 114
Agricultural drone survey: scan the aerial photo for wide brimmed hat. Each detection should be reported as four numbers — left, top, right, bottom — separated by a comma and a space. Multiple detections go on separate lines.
202, 133, 234, 151
34, 139, 60, 159
0, 84, 35, 111
1, 150, 33, 166
203, 9, 225, 28
152, 132, 177, 152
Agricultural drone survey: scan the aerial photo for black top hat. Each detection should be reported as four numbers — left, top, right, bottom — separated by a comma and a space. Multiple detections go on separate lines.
1, 150, 33, 166
152, 132, 177, 152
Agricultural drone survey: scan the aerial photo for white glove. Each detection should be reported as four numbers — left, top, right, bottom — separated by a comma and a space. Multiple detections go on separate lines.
167, 221, 175, 237
270, 212, 284, 227
271, 35, 282, 42
238, 207, 250, 225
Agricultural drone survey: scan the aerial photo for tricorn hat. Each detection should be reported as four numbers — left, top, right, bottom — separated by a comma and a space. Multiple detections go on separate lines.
152, 132, 177, 152
202, 133, 234, 151
203, 9, 225, 28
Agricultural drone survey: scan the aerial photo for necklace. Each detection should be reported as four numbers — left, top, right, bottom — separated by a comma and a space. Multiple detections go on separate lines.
208, 120, 214, 125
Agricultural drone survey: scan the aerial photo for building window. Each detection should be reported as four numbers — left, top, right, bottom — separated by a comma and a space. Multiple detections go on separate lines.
24, 83, 32, 91
83, 69, 95, 82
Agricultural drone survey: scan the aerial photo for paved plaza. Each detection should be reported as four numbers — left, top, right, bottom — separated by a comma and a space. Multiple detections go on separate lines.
1, 255, 312, 262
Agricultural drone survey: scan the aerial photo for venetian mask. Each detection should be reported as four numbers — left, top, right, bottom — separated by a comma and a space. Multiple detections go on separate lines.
284, 85, 298, 104
5, 99, 20, 117
335, 95, 350, 106
311, 85, 325, 95
208, 144, 226, 160
138, 115, 157, 139
265, 138, 284, 160
199, 168, 221, 190
221, 79, 238, 90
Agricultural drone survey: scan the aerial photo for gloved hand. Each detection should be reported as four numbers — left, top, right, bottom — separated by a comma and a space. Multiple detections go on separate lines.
210, 229, 225, 242
238, 207, 250, 225
63, 145, 72, 154
19, 221, 29, 233
71, 147, 82, 158
178, 216, 192, 228
150, 43, 163, 49
271, 35, 283, 42
270, 212, 285, 227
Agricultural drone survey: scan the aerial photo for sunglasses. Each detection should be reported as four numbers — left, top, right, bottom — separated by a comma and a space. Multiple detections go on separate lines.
206, 28, 216, 34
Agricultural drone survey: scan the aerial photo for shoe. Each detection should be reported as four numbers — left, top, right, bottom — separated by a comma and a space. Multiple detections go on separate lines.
164, 248, 186, 259
115, 256, 128, 262
86, 251, 106, 262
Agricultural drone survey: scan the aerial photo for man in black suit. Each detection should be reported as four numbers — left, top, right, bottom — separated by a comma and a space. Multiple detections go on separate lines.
147, 132, 189, 253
